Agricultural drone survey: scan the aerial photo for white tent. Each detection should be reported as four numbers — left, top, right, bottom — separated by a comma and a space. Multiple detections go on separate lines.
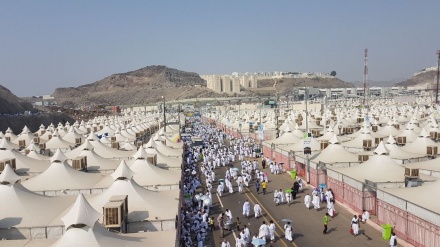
65, 140, 134, 159
21, 160, 104, 192
310, 135, 359, 164
45, 135, 74, 151
0, 149, 50, 174
264, 131, 301, 146
0, 137, 18, 150
0, 182, 75, 229
89, 178, 178, 222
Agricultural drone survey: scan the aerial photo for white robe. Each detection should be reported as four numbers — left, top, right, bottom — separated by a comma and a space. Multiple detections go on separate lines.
258, 224, 269, 239
312, 195, 320, 210
304, 194, 311, 209
327, 201, 334, 217
351, 217, 359, 235
242, 201, 250, 217
269, 223, 276, 241
284, 224, 292, 241
254, 204, 262, 218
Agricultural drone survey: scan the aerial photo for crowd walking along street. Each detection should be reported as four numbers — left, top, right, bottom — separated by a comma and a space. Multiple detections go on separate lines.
179, 117, 405, 247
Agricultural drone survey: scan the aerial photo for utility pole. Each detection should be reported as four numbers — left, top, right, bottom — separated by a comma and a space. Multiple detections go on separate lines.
162, 96, 166, 132
436, 50, 440, 104
275, 93, 280, 138
305, 87, 310, 184
363, 48, 368, 107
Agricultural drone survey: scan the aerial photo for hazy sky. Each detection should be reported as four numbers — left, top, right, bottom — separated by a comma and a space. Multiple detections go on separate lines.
1, 1, 439, 97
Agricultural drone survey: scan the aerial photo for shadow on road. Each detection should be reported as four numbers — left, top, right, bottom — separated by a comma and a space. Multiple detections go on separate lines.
292, 233, 304, 240
327, 227, 337, 234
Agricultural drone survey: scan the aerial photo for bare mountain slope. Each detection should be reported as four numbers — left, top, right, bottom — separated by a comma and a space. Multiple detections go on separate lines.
395, 70, 438, 87
53, 65, 215, 106
0, 85, 33, 114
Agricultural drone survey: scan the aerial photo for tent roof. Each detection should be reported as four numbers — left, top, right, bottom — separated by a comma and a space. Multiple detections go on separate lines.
0, 183, 75, 228
331, 155, 405, 183
89, 179, 178, 221
380, 180, 440, 215
61, 194, 101, 228
21, 160, 104, 191
310, 144, 359, 164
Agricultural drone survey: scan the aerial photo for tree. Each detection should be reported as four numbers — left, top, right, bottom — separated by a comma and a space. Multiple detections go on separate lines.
330, 71, 337, 76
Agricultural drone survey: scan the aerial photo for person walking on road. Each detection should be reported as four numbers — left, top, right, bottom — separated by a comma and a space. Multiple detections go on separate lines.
390, 232, 397, 247
243, 199, 250, 218
323, 213, 329, 234
221, 239, 231, 247
269, 220, 276, 243
284, 222, 293, 242
255, 180, 260, 194
254, 203, 262, 219
258, 221, 269, 239
219, 217, 226, 238
304, 194, 311, 209
351, 215, 359, 236
262, 181, 267, 195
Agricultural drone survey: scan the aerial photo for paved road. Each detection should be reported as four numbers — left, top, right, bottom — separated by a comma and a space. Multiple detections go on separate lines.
204, 158, 389, 247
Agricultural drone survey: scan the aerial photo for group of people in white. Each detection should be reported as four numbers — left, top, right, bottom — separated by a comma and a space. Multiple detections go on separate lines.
303, 187, 335, 216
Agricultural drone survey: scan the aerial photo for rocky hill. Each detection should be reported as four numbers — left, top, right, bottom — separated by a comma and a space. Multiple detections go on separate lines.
0, 85, 34, 114
0, 85, 74, 133
53, 65, 220, 106
394, 70, 438, 87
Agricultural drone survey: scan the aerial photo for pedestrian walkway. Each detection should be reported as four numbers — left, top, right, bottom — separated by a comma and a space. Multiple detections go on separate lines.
206, 157, 403, 247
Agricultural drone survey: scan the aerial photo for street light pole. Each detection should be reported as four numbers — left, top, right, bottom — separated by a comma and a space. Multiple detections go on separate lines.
305, 88, 311, 184
162, 96, 166, 132
436, 50, 440, 105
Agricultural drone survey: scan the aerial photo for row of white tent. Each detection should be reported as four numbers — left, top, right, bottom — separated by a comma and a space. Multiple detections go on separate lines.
0, 112, 184, 246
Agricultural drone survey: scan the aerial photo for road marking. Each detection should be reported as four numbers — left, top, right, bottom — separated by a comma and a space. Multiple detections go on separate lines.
244, 187, 298, 247
216, 193, 224, 208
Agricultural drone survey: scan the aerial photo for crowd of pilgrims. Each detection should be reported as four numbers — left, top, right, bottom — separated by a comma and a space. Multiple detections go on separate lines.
178, 119, 337, 246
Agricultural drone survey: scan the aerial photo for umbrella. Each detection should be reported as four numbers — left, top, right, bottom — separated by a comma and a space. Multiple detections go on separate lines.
219, 179, 225, 183
285, 189, 293, 193
251, 238, 266, 246
231, 167, 239, 171
281, 219, 293, 223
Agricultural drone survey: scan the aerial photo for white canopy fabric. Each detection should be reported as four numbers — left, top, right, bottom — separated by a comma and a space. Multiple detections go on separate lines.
45, 135, 74, 150
50, 149, 69, 163
145, 139, 181, 157
74, 149, 120, 171
111, 160, 136, 181
130, 158, 181, 187
0, 164, 21, 184
62, 127, 84, 145
61, 194, 101, 229
145, 147, 181, 168
264, 131, 301, 145
380, 180, 440, 215
310, 143, 359, 164
48, 223, 176, 247
65, 140, 135, 159
0, 137, 18, 150
26, 149, 50, 160
340, 132, 376, 149
401, 136, 440, 155
21, 161, 104, 192
331, 155, 406, 183
282, 138, 321, 153
89, 179, 179, 221
0, 183, 75, 228
0, 149, 50, 174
